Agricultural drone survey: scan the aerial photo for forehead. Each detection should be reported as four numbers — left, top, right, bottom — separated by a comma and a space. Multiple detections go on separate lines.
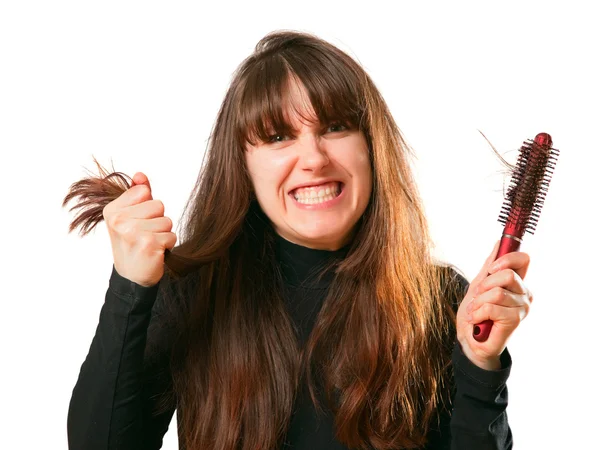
236, 55, 364, 148
278, 80, 320, 127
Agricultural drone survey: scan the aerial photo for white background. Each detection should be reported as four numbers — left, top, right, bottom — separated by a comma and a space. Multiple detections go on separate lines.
1, 1, 597, 448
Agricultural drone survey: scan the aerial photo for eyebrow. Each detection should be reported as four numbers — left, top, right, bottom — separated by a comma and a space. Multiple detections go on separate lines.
270, 116, 351, 131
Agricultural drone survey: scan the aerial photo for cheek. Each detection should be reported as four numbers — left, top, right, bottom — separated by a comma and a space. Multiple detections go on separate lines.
358, 164, 373, 201
347, 147, 373, 203
355, 151, 372, 177
247, 153, 295, 198
356, 138, 373, 183
335, 139, 372, 190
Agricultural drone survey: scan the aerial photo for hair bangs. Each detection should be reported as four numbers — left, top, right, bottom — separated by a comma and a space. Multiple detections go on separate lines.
236, 49, 366, 147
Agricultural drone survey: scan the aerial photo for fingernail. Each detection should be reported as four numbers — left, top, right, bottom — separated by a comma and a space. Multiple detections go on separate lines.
467, 301, 473, 313
489, 262, 500, 273
467, 313, 473, 322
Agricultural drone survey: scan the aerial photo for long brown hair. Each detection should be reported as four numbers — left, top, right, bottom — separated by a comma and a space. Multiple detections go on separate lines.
64, 30, 466, 449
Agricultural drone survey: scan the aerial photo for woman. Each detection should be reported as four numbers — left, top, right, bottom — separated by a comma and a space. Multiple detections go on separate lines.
66, 30, 532, 449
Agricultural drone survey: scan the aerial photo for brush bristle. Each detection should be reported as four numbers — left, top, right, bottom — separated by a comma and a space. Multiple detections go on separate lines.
497, 133, 559, 235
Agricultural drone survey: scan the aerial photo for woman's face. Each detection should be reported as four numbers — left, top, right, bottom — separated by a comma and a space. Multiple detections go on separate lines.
244, 82, 372, 250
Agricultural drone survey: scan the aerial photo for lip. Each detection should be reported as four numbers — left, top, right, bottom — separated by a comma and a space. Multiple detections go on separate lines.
288, 183, 346, 210
288, 179, 343, 194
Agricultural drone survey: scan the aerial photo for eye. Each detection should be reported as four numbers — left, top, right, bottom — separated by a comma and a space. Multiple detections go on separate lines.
267, 133, 290, 143
326, 122, 348, 133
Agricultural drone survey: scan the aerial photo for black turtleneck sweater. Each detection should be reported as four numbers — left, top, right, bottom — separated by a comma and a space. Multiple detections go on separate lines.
67, 235, 513, 449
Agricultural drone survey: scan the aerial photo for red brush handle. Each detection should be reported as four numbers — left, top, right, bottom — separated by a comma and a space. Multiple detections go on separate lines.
472, 236, 521, 341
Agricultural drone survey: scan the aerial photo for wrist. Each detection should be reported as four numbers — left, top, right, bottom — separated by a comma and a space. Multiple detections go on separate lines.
457, 339, 502, 371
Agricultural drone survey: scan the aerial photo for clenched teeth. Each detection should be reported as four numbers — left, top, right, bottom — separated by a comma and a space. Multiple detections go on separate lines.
292, 182, 342, 204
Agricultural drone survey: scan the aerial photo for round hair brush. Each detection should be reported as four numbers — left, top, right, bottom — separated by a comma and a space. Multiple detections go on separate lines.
473, 132, 559, 342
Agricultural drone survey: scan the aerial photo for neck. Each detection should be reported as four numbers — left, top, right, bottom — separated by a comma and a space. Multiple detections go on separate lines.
273, 233, 351, 288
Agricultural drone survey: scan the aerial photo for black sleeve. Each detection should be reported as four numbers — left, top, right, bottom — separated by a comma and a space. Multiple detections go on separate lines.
426, 267, 513, 450
450, 340, 512, 449
67, 266, 177, 450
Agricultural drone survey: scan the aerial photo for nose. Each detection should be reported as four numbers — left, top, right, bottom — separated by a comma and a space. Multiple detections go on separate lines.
298, 135, 330, 172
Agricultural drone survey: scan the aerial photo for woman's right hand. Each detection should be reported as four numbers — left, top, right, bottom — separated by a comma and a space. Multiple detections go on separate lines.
102, 172, 177, 287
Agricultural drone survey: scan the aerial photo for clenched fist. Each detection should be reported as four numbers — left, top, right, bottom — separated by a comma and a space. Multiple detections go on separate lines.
456, 240, 533, 370
102, 172, 177, 287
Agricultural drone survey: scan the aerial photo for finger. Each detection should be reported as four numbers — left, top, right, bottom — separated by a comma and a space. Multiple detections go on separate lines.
110, 184, 153, 210
470, 287, 530, 314
489, 251, 531, 282
469, 302, 528, 326
131, 172, 151, 192
470, 239, 501, 291
126, 172, 153, 205
476, 268, 527, 297
137, 216, 173, 233
125, 199, 165, 219
155, 231, 177, 251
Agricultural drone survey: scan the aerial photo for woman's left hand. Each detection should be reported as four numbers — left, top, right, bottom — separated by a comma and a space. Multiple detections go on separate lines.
456, 240, 534, 370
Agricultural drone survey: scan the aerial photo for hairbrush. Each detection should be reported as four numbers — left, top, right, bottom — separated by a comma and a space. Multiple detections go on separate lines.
473, 132, 559, 342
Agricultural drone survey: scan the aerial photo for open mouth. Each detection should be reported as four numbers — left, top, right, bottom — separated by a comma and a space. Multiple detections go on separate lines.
289, 181, 344, 205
